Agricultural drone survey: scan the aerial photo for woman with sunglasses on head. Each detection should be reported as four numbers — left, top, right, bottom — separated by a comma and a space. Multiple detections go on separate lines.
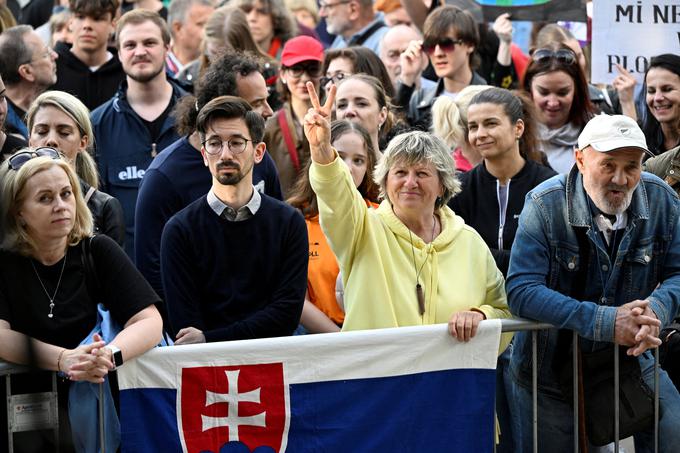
0, 149, 162, 451
26, 91, 125, 246
264, 35, 324, 196
322, 47, 395, 98
335, 74, 406, 155
642, 54, 680, 196
533, 23, 638, 120
288, 120, 379, 333
522, 43, 594, 174
395, 5, 486, 131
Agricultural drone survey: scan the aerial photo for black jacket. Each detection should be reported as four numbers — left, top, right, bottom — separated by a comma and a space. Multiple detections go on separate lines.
51, 42, 125, 111
81, 181, 125, 248
448, 159, 556, 276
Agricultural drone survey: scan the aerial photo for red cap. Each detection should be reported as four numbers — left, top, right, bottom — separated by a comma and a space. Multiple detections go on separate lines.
280, 36, 324, 67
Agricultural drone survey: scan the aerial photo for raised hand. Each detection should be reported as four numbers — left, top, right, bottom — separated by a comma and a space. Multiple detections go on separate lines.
399, 40, 424, 87
303, 81, 336, 165
612, 64, 637, 105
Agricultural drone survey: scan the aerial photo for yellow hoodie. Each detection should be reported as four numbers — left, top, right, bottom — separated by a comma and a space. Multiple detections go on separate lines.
310, 157, 511, 332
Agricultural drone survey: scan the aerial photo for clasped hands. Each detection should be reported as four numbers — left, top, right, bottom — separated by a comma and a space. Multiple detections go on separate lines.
59, 333, 114, 384
614, 299, 662, 356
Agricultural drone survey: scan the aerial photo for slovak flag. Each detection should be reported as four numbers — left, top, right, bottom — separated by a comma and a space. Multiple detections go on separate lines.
117, 321, 502, 452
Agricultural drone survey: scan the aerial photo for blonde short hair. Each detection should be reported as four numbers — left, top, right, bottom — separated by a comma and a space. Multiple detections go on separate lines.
0, 153, 93, 256
373, 131, 461, 209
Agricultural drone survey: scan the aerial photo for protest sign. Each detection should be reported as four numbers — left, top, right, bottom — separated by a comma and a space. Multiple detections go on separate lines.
117, 322, 502, 453
592, 0, 680, 85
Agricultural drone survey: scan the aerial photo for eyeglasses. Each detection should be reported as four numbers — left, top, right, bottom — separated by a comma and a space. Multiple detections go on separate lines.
284, 63, 323, 78
422, 38, 464, 55
321, 71, 351, 86
319, 0, 351, 10
25, 45, 54, 65
8, 147, 61, 170
239, 4, 269, 15
531, 48, 577, 66
201, 136, 252, 155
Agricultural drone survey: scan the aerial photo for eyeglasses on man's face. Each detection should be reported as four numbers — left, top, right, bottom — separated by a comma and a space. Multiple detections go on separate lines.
421, 37, 465, 56
25, 45, 54, 65
531, 48, 577, 66
201, 136, 252, 155
8, 147, 62, 171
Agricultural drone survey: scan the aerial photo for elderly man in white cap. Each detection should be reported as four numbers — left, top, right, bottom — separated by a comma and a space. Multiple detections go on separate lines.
505, 114, 680, 451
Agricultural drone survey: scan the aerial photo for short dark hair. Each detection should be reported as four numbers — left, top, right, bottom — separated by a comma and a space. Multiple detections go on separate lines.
0, 25, 33, 85
196, 95, 265, 143
424, 5, 479, 68
69, 0, 119, 18
173, 51, 262, 136
115, 9, 171, 48
522, 43, 594, 129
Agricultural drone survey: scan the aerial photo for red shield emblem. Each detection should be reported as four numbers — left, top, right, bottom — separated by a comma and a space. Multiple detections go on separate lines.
179, 363, 288, 453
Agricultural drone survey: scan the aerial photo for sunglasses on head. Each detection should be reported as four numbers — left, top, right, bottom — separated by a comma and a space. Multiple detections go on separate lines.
7, 147, 61, 171
531, 48, 577, 66
422, 37, 465, 56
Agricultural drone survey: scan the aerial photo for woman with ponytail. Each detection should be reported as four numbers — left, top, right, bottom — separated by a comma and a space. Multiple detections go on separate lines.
26, 90, 125, 246
448, 87, 555, 276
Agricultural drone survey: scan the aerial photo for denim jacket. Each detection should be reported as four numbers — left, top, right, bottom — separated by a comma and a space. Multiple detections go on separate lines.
506, 167, 680, 394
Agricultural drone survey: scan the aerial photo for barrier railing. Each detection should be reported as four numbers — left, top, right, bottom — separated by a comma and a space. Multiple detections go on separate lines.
0, 318, 665, 452
503, 318, 661, 453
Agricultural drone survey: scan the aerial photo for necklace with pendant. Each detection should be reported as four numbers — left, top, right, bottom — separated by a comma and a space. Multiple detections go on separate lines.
31, 250, 68, 319
408, 215, 438, 316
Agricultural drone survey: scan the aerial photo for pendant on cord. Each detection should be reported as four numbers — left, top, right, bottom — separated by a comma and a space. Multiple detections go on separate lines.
416, 283, 425, 315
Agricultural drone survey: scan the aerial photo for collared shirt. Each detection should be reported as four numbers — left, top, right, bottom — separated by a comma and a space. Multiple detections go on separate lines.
330, 14, 388, 55
165, 50, 185, 78
207, 186, 262, 221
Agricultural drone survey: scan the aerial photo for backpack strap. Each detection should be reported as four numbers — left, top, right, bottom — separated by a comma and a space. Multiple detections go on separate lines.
277, 109, 300, 172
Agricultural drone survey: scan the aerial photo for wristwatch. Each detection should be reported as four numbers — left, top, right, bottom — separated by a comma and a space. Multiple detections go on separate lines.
105, 344, 124, 370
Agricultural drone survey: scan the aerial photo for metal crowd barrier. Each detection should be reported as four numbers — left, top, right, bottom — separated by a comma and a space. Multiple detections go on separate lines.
1, 318, 665, 452
503, 318, 661, 453
1, 362, 60, 453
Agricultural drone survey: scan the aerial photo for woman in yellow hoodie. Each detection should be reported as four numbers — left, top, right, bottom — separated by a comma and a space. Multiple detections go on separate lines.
305, 82, 511, 340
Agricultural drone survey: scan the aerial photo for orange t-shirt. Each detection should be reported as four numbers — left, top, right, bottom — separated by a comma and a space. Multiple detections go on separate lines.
305, 200, 377, 325
306, 215, 344, 325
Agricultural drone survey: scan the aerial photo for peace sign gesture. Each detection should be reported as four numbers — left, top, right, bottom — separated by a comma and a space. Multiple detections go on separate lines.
303, 81, 336, 165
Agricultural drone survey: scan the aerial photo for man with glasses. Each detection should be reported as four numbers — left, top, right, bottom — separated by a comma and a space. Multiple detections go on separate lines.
395, 4, 485, 130
379, 23, 435, 93
320, 0, 388, 55
160, 96, 307, 344
0, 25, 58, 139
50, 0, 125, 111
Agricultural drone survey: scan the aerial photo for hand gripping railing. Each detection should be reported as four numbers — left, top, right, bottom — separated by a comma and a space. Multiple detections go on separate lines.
501, 318, 661, 453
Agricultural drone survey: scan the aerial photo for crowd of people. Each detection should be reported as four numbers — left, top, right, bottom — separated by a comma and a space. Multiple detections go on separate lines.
0, 0, 679, 451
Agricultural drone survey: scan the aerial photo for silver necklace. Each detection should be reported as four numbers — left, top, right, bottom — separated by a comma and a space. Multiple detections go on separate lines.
31, 250, 68, 319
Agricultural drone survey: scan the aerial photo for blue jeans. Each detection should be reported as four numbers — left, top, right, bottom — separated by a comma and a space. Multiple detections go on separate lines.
508, 350, 680, 452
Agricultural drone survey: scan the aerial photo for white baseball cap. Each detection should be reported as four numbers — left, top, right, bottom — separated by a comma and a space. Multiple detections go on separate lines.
577, 114, 653, 156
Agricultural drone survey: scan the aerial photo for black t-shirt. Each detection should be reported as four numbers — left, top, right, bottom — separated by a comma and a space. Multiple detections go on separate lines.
0, 234, 160, 349
141, 98, 174, 145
